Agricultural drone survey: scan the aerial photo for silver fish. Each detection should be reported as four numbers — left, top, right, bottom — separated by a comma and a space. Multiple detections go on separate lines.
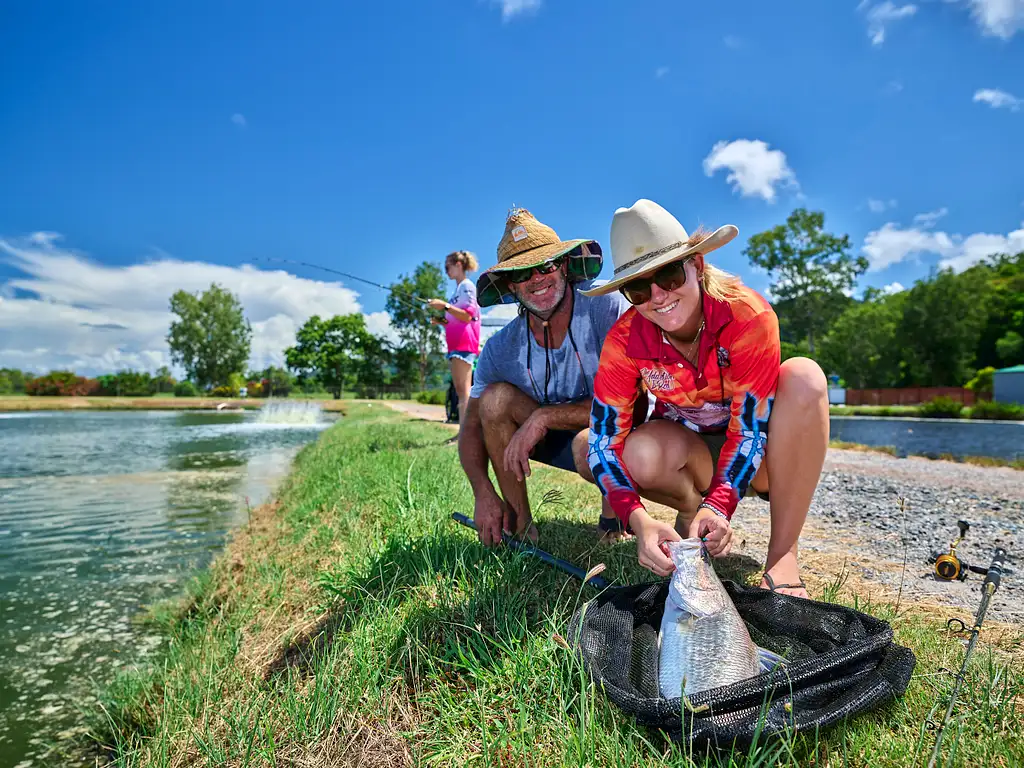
657, 538, 783, 699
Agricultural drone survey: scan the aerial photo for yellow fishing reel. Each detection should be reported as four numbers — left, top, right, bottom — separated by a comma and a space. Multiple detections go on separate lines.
929, 520, 990, 581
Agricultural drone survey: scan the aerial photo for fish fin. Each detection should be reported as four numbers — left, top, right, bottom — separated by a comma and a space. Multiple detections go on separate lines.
757, 646, 787, 672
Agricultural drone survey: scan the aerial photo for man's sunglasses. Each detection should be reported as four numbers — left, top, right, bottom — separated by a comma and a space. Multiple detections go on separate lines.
619, 256, 695, 306
505, 256, 565, 284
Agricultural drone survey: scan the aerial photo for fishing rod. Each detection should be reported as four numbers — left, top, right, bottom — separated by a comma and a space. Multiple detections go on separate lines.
254, 257, 434, 311
926, 546, 1007, 768
451, 512, 610, 589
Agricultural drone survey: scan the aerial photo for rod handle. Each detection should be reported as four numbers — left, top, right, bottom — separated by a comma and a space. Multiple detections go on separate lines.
983, 548, 1007, 592
451, 512, 610, 589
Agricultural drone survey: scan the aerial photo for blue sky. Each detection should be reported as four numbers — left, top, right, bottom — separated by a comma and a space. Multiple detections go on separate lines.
1, 0, 1022, 375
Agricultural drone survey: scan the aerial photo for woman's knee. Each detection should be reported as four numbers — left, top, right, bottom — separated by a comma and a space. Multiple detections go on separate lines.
622, 423, 689, 488
778, 357, 828, 409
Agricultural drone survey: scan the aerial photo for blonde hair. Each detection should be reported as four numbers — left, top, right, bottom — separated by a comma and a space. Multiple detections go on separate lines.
446, 250, 479, 272
687, 226, 745, 302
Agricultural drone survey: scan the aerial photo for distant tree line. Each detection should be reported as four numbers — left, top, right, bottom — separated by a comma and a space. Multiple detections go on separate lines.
745, 208, 1024, 393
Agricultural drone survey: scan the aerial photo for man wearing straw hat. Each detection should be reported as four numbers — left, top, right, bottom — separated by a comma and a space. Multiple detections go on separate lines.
457, 207, 631, 546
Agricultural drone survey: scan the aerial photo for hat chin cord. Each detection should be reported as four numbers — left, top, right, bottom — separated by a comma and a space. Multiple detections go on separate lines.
519, 282, 589, 405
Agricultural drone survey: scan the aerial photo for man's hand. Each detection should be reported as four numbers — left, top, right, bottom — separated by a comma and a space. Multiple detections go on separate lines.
631, 509, 682, 577
473, 490, 505, 547
503, 410, 548, 481
688, 507, 733, 557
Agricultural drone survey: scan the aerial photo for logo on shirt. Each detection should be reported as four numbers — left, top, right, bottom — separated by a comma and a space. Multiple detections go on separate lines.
717, 346, 731, 368
640, 367, 675, 392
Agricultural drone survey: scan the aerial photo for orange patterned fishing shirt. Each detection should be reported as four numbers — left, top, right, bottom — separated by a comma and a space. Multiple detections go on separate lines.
588, 285, 780, 525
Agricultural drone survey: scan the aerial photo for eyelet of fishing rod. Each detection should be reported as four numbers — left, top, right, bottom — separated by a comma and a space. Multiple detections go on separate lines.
945, 618, 967, 634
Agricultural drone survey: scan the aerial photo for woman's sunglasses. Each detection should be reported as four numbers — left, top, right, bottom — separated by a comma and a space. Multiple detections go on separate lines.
505, 256, 565, 284
619, 256, 695, 306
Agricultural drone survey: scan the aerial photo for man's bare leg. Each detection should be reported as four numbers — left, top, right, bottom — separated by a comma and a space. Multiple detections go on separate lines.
477, 382, 542, 540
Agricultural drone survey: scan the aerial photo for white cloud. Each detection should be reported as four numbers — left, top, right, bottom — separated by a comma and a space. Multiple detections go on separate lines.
862, 213, 1024, 272
973, 87, 1022, 111
491, 0, 541, 21
0, 233, 397, 377
913, 207, 949, 227
702, 139, 798, 203
859, 1, 918, 45
868, 198, 898, 212
966, 0, 1024, 39
883, 281, 906, 294
655, 66, 670, 79
231, 113, 247, 128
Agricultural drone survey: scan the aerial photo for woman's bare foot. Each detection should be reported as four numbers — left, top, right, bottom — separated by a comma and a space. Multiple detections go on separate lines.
760, 550, 808, 599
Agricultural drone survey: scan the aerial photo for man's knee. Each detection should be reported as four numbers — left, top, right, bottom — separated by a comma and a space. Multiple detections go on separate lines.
478, 382, 519, 425
779, 357, 828, 409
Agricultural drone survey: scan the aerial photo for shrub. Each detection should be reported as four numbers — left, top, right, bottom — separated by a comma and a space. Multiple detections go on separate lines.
174, 381, 199, 397
969, 399, 1024, 421
414, 390, 446, 405
210, 385, 237, 398
246, 381, 264, 398
918, 396, 964, 419
25, 370, 99, 396
965, 366, 996, 397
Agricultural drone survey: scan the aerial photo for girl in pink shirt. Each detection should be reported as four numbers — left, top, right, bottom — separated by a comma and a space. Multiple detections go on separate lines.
428, 250, 482, 427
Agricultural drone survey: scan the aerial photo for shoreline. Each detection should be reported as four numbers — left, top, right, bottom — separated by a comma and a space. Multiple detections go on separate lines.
65, 404, 1022, 767
0, 395, 347, 412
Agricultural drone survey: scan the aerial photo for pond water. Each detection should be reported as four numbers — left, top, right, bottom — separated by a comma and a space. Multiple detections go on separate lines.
0, 404, 334, 767
830, 415, 1023, 461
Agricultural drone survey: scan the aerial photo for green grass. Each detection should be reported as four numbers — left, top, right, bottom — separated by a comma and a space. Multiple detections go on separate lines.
73, 405, 1024, 767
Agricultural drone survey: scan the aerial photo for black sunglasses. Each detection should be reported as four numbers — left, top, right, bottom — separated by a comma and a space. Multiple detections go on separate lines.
619, 256, 695, 306
505, 256, 565, 284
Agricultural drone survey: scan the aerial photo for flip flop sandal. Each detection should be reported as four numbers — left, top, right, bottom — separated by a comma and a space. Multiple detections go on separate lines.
763, 572, 807, 593
598, 515, 634, 537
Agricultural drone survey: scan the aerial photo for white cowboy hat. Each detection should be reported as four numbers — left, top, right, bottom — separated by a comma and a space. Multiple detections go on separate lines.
578, 199, 738, 297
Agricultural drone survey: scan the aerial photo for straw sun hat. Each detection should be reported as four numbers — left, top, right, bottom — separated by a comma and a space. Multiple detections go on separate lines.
578, 199, 738, 297
476, 207, 603, 308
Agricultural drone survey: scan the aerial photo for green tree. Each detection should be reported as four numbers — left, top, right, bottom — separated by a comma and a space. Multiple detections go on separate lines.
167, 283, 252, 390
357, 334, 395, 399
973, 252, 1024, 369
744, 209, 868, 355
896, 267, 992, 386
386, 262, 445, 391
819, 290, 906, 388
284, 314, 374, 399
996, 331, 1023, 364
0, 368, 30, 393
152, 366, 176, 394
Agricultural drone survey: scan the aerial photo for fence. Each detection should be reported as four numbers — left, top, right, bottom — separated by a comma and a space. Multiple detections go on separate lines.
844, 387, 982, 406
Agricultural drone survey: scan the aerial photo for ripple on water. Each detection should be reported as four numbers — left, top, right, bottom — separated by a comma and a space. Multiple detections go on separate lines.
0, 409, 322, 766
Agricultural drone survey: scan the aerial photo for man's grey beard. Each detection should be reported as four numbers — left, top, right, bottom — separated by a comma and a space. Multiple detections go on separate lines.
516, 280, 567, 319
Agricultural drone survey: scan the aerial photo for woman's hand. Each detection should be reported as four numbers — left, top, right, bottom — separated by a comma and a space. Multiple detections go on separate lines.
630, 509, 682, 577
426, 298, 448, 311
688, 507, 733, 557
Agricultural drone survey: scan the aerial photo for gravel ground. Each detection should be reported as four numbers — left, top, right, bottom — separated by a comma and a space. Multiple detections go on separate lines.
383, 402, 1024, 625
783, 449, 1023, 624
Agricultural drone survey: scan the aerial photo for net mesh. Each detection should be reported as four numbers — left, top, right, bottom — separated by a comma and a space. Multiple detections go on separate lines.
567, 580, 916, 748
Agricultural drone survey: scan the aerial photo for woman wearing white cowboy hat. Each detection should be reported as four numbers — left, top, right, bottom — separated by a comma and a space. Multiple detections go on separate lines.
584, 199, 830, 599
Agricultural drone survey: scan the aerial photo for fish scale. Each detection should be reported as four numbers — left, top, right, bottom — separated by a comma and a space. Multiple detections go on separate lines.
658, 538, 782, 699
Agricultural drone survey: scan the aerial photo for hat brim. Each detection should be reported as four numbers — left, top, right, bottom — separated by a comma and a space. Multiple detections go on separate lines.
578, 224, 738, 298
477, 239, 603, 307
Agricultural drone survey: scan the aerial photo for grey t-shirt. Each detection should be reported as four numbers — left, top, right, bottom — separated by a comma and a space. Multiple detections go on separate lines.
470, 279, 630, 404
